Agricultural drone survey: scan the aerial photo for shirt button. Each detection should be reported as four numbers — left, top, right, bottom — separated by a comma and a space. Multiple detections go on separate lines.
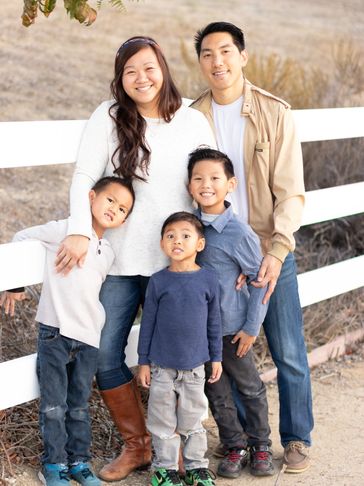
98, 249, 101, 255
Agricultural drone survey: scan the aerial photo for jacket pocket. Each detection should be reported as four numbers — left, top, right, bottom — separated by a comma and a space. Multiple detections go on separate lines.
255, 141, 270, 153
254, 141, 270, 181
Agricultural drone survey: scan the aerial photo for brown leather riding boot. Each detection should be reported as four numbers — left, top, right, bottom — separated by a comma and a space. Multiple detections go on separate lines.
98, 377, 152, 481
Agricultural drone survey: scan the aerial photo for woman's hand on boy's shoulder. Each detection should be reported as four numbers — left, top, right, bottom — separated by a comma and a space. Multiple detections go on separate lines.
208, 362, 222, 384
55, 235, 89, 275
138, 364, 151, 388
231, 330, 256, 358
0, 291, 27, 317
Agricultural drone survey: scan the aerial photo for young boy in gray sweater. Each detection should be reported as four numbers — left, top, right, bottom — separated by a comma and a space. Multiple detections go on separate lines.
1, 176, 134, 486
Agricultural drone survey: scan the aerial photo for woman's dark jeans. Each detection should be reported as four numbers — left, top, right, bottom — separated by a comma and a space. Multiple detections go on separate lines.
96, 275, 149, 390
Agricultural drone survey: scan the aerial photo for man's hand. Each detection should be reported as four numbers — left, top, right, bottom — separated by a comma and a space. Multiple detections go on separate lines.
0, 291, 27, 317
138, 364, 151, 388
251, 254, 283, 304
231, 330, 256, 357
208, 362, 222, 383
55, 235, 89, 276
235, 273, 247, 290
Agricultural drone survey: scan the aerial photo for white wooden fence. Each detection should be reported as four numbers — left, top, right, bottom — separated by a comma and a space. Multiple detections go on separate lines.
1, 105, 364, 410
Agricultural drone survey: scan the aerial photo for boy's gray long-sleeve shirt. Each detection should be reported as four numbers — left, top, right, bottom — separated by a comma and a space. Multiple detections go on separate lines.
138, 267, 222, 370
13, 219, 114, 348
197, 204, 268, 337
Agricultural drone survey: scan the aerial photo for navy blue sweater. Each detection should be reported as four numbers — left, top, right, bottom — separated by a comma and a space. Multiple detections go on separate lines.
137, 267, 222, 370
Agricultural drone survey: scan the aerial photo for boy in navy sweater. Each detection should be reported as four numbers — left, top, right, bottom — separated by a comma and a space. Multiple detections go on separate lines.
137, 212, 222, 486
188, 147, 274, 479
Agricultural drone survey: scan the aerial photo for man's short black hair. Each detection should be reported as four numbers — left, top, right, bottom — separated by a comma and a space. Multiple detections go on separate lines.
161, 212, 204, 239
194, 21, 245, 57
187, 147, 235, 181
91, 176, 135, 217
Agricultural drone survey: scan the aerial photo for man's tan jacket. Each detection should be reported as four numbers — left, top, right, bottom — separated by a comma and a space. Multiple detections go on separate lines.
191, 78, 305, 263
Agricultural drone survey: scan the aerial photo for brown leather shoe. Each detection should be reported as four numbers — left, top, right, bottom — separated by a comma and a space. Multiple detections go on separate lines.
283, 441, 310, 473
98, 378, 152, 481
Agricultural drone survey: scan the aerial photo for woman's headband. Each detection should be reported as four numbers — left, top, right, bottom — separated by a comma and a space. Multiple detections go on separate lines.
117, 37, 159, 57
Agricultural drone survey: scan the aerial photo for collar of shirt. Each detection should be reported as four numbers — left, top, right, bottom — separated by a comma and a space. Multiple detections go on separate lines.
196, 201, 234, 233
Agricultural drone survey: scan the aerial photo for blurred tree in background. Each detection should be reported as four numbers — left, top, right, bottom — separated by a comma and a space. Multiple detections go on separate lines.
21, 0, 131, 27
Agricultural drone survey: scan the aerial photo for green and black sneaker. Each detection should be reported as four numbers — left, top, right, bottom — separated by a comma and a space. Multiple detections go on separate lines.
150, 468, 184, 486
184, 468, 217, 486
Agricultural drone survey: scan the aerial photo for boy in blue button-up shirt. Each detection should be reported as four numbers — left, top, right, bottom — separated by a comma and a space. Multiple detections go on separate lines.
188, 147, 274, 479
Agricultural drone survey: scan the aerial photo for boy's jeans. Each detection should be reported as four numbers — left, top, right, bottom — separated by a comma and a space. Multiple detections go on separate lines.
234, 253, 314, 446
205, 341, 271, 449
147, 365, 209, 471
37, 324, 98, 464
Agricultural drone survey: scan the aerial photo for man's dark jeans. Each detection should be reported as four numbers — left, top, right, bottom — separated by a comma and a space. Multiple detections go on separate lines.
205, 337, 271, 448
37, 324, 98, 464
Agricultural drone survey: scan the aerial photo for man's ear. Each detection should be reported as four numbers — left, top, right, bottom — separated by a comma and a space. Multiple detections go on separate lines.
240, 49, 248, 68
197, 237, 206, 253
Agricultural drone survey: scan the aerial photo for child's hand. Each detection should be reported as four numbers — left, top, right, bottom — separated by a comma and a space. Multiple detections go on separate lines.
231, 331, 256, 357
235, 273, 247, 290
138, 364, 151, 388
0, 291, 27, 317
208, 362, 222, 383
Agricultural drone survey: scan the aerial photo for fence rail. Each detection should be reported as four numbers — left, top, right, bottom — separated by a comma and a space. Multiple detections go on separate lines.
1, 105, 364, 410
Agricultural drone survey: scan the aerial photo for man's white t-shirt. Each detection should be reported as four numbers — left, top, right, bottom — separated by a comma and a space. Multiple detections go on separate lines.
212, 96, 248, 223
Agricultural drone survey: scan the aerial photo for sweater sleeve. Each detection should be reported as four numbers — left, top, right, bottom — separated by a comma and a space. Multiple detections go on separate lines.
137, 277, 158, 365
12, 220, 66, 245
233, 228, 268, 336
206, 273, 223, 362
67, 102, 112, 238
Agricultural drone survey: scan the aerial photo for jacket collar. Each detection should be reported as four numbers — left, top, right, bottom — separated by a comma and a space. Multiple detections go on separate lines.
192, 78, 254, 117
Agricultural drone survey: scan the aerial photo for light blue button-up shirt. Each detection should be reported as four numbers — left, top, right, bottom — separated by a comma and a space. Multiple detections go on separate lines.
197, 203, 268, 337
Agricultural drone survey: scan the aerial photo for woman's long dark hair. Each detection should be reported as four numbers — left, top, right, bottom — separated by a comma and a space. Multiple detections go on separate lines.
109, 36, 182, 181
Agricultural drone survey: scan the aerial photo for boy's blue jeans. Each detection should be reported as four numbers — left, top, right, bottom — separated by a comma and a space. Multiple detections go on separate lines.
97, 275, 149, 390
37, 324, 98, 464
233, 253, 314, 446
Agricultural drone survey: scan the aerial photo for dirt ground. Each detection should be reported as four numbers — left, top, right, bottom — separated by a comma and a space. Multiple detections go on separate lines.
3, 348, 364, 486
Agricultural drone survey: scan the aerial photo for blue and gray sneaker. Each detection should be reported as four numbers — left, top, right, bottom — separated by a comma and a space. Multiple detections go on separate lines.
69, 462, 101, 486
38, 463, 70, 486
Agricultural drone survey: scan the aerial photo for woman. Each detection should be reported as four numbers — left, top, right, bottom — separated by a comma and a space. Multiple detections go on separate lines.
56, 36, 215, 482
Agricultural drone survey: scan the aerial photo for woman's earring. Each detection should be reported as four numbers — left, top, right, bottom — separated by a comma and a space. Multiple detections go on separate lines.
192, 199, 199, 210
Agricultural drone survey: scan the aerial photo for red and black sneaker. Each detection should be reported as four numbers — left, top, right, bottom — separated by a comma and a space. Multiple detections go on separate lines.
249, 445, 275, 476
217, 447, 249, 479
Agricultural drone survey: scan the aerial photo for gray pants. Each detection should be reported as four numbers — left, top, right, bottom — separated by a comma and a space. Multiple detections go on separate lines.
147, 364, 209, 471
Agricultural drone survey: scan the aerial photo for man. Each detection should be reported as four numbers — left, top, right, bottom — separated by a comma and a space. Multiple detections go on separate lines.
192, 21, 313, 474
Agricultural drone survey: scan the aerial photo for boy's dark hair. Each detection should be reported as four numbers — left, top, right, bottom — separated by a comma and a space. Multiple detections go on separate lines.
92, 176, 135, 217
161, 212, 204, 239
187, 147, 235, 181
194, 21, 245, 57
